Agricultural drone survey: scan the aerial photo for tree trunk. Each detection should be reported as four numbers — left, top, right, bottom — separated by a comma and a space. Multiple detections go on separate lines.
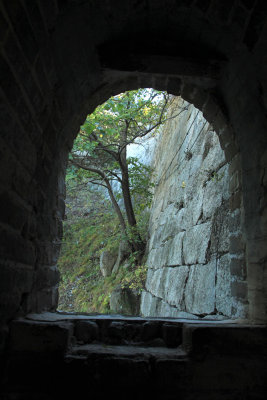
105, 180, 128, 237
70, 160, 130, 245
119, 147, 145, 257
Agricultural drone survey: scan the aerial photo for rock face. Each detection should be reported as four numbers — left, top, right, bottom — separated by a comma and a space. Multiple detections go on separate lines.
141, 98, 247, 320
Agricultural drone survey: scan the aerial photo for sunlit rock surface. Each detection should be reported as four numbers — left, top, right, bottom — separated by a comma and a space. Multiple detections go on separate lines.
141, 98, 247, 319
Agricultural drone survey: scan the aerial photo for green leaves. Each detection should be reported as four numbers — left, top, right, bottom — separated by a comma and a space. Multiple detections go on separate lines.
67, 88, 172, 263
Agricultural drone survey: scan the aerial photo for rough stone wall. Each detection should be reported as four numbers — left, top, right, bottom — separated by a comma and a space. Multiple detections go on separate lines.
0, 0, 267, 356
141, 98, 247, 319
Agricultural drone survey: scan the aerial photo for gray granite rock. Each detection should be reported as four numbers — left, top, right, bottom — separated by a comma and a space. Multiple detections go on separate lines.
141, 98, 245, 319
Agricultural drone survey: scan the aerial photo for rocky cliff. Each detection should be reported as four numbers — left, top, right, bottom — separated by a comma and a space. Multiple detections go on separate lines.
141, 98, 247, 320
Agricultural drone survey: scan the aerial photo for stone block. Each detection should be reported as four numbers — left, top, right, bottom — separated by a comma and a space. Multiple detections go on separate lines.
154, 358, 188, 390
185, 186, 204, 226
167, 77, 182, 95
246, 237, 267, 263
140, 291, 159, 317
192, 89, 208, 111
230, 255, 247, 279
164, 266, 189, 308
145, 268, 167, 299
229, 154, 242, 176
210, 205, 230, 255
100, 250, 117, 277
156, 299, 177, 317
202, 178, 224, 220
34, 265, 60, 290
75, 320, 99, 343
229, 191, 242, 210
162, 323, 183, 347
228, 209, 241, 233
106, 321, 129, 342
28, 286, 58, 313
229, 233, 245, 255
0, 228, 36, 266
224, 142, 238, 162
202, 95, 220, 123
0, 191, 28, 231
229, 169, 241, 193
181, 83, 197, 104
146, 248, 162, 269
231, 281, 248, 301
0, 263, 34, 294
183, 222, 211, 265
8, 320, 72, 353
0, 292, 22, 321
216, 254, 232, 316
167, 232, 185, 266
188, 325, 267, 356
184, 261, 216, 314
141, 321, 161, 341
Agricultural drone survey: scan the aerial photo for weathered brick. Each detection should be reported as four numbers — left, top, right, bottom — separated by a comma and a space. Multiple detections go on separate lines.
34, 265, 60, 291
202, 95, 220, 123
8, 320, 72, 353
194, 0, 211, 13
0, 292, 21, 320
29, 286, 59, 313
3, 0, 39, 63
230, 256, 247, 279
229, 233, 245, 254
22, 1, 47, 44
0, 53, 22, 109
38, 0, 58, 32
0, 191, 29, 232
0, 228, 36, 266
162, 323, 183, 347
0, 140, 16, 188
36, 241, 60, 266
208, 0, 235, 23
229, 154, 242, 175
229, 191, 242, 210
192, 89, 208, 112
229, 170, 241, 193
167, 77, 182, 96
231, 280, 248, 300
241, 0, 257, 10
231, 5, 249, 29
181, 83, 196, 104
0, 8, 9, 43
75, 321, 99, 343
0, 263, 34, 294
244, 0, 267, 49
223, 142, 238, 162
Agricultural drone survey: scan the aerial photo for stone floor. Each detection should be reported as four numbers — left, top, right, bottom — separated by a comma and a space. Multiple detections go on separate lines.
1, 312, 267, 400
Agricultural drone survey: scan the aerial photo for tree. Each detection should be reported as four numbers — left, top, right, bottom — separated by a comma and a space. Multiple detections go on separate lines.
69, 89, 185, 261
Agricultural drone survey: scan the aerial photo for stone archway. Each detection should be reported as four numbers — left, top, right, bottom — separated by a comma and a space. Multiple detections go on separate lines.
0, 1, 266, 345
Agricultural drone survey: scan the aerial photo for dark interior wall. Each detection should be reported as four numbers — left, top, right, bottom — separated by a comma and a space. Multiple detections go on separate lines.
0, 0, 267, 350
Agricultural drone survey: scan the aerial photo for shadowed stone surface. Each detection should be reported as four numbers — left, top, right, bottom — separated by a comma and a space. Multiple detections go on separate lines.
2, 313, 266, 400
0, 1, 267, 398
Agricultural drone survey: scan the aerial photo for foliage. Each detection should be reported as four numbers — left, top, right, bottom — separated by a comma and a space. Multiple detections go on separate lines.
57, 196, 147, 313
69, 88, 173, 258
121, 265, 148, 294
58, 88, 176, 313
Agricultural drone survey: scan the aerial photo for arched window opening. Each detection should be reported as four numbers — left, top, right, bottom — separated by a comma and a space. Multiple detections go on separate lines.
57, 89, 247, 321
58, 88, 173, 314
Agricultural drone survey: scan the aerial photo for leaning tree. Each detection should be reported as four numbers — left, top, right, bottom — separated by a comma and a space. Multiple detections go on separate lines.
69, 89, 186, 260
